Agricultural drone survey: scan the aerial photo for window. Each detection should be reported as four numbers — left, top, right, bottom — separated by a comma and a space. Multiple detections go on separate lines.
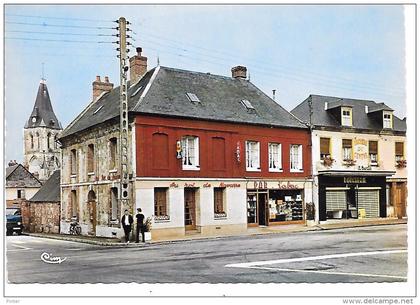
87, 144, 95, 173
383, 112, 393, 129
110, 188, 118, 221
320, 138, 331, 159
241, 99, 255, 110
71, 190, 78, 218
395, 142, 404, 162
36, 132, 40, 150
268, 143, 282, 171
17, 189, 23, 199
182, 136, 199, 170
341, 108, 352, 126
246, 141, 260, 171
154, 188, 168, 216
70, 149, 77, 175
109, 138, 117, 170
30, 134, 34, 149
47, 132, 51, 150
186, 92, 200, 103
214, 188, 226, 215
369, 141, 378, 166
290, 144, 303, 172
342, 139, 353, 161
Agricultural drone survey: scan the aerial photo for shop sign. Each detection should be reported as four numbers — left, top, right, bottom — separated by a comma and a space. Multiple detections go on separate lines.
184, 182, 196, 188
252, 181, 303, 190
219, 182, 241, 188
253, 181, 268, 189
343, 177, 367, 184
203, 182, 212, 188
277, 181, 300, 189
354, 139, 368, 160
169, 182, 179, 188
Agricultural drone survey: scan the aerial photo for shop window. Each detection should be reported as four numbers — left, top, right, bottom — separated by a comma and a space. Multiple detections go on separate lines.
290, 144, 303, 172
342, 139, 353, 161
110, 188, 118, 221
395, 142, 404, 162
109, 137, 117, 170
320, 137, 331, 159
71, 190, 78, 219
246, 141, 260, 171
269, 190, 303, 222
152, 133, 169, 169
247, 193, 257, 224
154, 187, 168, 217
182, 136, 200, 170
341, 108, 352, 126
383, 112, 393, 129
268, 143, 282, 172
368, 141, 378, 166
87, 144, 95, 173
214, 187, 226, 216
70, 149, 77, 175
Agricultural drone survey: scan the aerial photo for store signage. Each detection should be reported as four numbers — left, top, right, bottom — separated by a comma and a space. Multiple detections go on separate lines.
251, 180, 304, 190
354, 139, 368, 160
184, 182, 196, 188
343, 177, 367, 184
236, 141, 241, 163
219, 182, 241, 188
169, 182, 179, 188
203, 182, 212, 188
254, 181, 268, 189
277, 182, 300, 189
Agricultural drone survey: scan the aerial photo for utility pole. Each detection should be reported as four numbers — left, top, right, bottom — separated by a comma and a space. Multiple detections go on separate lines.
117, 17, 131, 213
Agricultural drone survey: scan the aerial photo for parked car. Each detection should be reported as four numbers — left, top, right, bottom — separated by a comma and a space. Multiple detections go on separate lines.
6, 208, 23, 236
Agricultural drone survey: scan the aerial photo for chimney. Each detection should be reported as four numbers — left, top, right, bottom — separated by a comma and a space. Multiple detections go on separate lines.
130, 47, 148, 83
92, 75, 113, 101
231, 66, 247, 79
272, 89, 276, 101
365, 105, 369, 113
324, 102, 328, 110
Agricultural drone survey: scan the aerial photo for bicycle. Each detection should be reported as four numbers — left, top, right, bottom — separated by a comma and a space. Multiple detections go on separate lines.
69, 219, 82, 235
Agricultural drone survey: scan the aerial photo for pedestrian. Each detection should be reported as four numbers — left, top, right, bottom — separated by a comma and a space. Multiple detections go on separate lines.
135, 208, 145, 243
121, 209, 133, 243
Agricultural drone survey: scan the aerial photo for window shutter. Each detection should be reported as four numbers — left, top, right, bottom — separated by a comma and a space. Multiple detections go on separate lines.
342, 139, 352, 148
320, 138, 330, 155
369, 141, 378, 154
395, 142, 404, 156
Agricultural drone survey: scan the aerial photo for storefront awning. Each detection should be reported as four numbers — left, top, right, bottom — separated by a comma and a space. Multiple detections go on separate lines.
318, 169, 396, 177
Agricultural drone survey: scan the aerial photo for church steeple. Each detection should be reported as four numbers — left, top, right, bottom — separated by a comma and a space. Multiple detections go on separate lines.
24, 80, 62, 130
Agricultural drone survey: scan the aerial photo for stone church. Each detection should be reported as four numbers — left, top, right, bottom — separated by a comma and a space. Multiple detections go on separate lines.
23, 79, 62, 182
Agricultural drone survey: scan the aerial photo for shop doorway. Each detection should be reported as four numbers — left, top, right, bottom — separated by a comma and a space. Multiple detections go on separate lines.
184, 188, 196, 231
258, 193, 268, 226
87, 190, 96, 235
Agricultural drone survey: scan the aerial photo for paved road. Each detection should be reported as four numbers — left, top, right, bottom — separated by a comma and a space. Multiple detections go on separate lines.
6, 224, 407, 283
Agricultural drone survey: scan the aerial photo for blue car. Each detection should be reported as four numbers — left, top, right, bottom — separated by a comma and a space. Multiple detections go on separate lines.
6, 208, 23, 236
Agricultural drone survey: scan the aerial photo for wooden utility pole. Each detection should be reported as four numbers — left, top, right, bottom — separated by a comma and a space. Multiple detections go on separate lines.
118, 17, 131, 213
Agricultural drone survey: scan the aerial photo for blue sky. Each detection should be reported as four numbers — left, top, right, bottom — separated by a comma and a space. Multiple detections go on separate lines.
5, 4, 406, 163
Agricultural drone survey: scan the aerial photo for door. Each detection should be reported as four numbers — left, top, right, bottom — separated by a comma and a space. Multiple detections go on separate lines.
87, 190, 97, 235
258, 193, 268, 226
184, 188, 196, 230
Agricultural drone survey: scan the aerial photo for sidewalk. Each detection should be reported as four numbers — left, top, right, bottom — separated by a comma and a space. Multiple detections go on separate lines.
25, 218, 407, 247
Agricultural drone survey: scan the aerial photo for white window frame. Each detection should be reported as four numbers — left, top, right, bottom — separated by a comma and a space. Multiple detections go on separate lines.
341, 108, 352, 126
182, 136, 200, 170
268, 143, 282, 172
290, 144, 303, 172
246, 141, 260, 171
383, 112, 393, 129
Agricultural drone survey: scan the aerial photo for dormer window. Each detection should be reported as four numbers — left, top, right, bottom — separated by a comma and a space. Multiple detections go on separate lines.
341, 107, 352, 126
383, 112, 393, 129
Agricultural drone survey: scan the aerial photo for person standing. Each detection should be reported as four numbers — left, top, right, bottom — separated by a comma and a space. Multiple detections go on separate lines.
135, 208, 145, 243
121, 209, 133, 243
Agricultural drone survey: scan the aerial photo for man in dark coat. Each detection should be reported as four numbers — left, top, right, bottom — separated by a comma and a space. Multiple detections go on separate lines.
121, 209, 133, 243
135, 208, 145, 243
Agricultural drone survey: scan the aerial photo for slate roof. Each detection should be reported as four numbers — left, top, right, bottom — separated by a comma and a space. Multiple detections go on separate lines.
291, 94, 406, 133
60, 66, 306, 139
6, 164, 42, 188
29, 170, 60, 202
25, 80, 62, 130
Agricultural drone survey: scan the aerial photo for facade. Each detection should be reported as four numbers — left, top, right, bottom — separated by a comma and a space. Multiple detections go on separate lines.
6, 163, 42, 208
22, 170, 61, 234
58, 48, 312, 240
291, 95, 407, 222
24, 80, 62, 182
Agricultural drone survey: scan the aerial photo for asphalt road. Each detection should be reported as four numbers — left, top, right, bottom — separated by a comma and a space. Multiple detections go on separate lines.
6, 224, 407, 283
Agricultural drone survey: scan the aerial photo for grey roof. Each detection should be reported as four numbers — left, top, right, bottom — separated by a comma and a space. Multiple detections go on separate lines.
29, 170, 60, 202
25, 81, 62, 130
60, 66, 306, 139
6, 164, 42, 188
325, 99, 354, 110
367, 102, 394, 113
291, 94, 406, 133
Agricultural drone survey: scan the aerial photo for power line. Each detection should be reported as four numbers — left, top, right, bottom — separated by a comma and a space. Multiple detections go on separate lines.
5, 13, 113, 23
5, 30, 115, 37
5, 37, 115, 44
5, 21, 114, 30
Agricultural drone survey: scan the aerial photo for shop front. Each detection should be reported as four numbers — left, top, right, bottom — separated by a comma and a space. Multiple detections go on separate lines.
318, 171, 394, 221
246, 180, 308, 226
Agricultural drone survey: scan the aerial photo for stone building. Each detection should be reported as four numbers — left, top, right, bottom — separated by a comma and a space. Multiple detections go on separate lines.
291, 95, 407, 222
58, 47, 312, 240
6, 163, 42, 208
24, 79, 62, 182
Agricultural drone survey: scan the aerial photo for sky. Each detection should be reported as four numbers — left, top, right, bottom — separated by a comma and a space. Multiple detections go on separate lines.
4, 4, 407, 163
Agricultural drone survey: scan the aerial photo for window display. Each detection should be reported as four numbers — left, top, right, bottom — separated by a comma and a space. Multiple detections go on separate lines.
247, 193, 257, 223
268, 190, 303, 222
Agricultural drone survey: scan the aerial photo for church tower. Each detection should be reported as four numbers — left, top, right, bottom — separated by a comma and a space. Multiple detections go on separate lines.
23, 79, 62, 182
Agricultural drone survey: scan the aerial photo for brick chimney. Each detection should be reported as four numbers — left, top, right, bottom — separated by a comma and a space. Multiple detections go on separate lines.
92, 75, 113, 101
130, 47, 148, 83
231, 66, 247, 79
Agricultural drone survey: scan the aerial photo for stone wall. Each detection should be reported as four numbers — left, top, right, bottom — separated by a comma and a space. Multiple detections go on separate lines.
21, 200, 61, 233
